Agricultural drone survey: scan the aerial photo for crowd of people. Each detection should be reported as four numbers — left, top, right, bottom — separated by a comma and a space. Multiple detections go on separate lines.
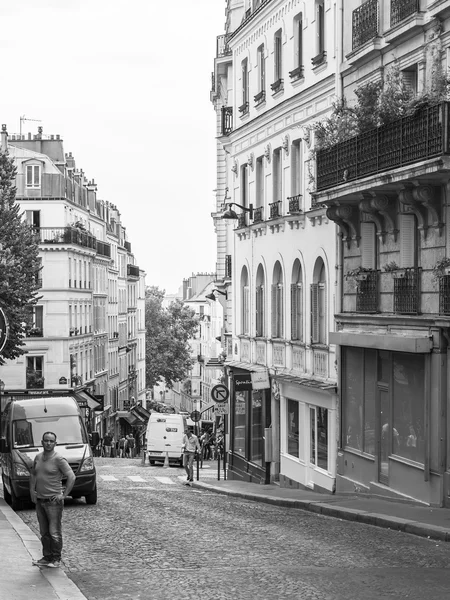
199, 428, 224, 461
91, 432, 138, 458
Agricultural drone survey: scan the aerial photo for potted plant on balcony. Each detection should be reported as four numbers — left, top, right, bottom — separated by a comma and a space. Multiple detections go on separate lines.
28, 326, 43, 337
345, 266, 373, 283
383, 261, 406, 278
432, 257, 450, 282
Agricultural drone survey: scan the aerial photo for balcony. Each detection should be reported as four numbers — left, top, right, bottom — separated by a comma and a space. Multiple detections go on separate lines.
316, 102, 450, 192
127, 264, 140, 278
393, 267, 421, 314
439, 275, 450, 315
38, 226, 97, 251
225, 254, 232, 279
356, 270, 379, 313
390, 0, 419, 27
269, 201, 282, 219
288, 194, 302, 213
96, 240, 111, 258
253, 207, 264, 223
27, 326, 43, 338
352, 0, 379, 51
216, 34, 231, 57
221, 107, 233, 135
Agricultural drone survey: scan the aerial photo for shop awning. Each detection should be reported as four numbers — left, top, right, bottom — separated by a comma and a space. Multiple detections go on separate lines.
274, 371, 337, 392
73, 390, 103, 411
116, 410, 139, 425
225, 360, 268, 373
130, 403, 150, 423
330, 331, 432, 353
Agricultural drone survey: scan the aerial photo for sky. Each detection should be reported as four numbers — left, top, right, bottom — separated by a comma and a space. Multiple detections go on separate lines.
1, 0, 226, 294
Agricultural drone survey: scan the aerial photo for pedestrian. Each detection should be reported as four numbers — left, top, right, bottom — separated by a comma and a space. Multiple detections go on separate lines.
127, 433, 135, 458
201, 429, 211, 460
182, 429, 201, 485
29, 431, 76, 569
119, 434, 126, 458
103, 432, 112, 457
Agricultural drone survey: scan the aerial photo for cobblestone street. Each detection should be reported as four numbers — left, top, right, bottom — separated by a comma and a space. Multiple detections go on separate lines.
12, 458, 450, 600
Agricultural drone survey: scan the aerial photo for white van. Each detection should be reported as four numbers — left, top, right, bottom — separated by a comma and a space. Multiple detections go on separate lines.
146, 413, 190, 466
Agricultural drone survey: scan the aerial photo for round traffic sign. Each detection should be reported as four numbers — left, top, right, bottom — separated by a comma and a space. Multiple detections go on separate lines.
190, 410, 202, 422
0, 306, 8, 354
211, 384, 229, 403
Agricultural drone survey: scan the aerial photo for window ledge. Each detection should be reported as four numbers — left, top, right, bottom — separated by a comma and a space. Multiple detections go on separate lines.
346, 36, 384, 66
384, 13, 425, 44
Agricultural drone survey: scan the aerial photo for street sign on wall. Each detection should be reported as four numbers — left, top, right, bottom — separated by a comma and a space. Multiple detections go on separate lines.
211, 384, 229, 403
214, 404, 229, 416
0, 306, 8, 354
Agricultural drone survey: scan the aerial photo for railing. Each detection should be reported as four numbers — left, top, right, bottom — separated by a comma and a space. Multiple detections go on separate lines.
269, 201, 282, 219
393, 267, 421, 314
127, 264, 140, 278
27, 327, 43, 338
313, 349, 328, 378
221, 106, 233, 135
439, 275, 450, 315
225, 254, 232, 279
253, 207, 264, 223
216, 34, 231, 57
96, 240, 111, 258
390, 0, 419, 27
352, 0, 379, 51
38, 226, 97, 250
356, 270, 379, 313
316, 102, 449, 191
288, 194, 302, 213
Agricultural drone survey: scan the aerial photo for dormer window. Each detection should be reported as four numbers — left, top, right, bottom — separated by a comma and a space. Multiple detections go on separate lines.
26, 164, 41, 189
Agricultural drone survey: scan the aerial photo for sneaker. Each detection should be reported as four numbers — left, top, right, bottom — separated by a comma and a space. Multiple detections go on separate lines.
184, 482, 191, 486
47, 561, 61, 568
32, 558, 50, 567
189, 479, 193, 482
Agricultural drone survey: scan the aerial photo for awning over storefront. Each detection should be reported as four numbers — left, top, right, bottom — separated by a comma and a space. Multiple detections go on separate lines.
225, 361, 268, 373
130, 403, 150, 423
73, 390, 103, 411
116, 410, 139, 425
330, 331, 433, 353
274, 371, 337, 392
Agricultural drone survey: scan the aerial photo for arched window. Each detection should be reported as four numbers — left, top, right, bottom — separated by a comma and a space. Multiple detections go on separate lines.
271, 261, 284, 338
255, 264, 265, 337
241, 266, 250, 335
311, 258, 326, 344
291, 260, 303, 341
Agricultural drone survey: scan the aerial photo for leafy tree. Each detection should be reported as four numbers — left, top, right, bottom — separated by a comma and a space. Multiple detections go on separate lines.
0, 150, 41, 364
145, 286, 198, 389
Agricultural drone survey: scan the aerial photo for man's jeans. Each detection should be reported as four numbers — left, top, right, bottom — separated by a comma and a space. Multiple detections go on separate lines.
36, 498, 64, 561
183, 452, 195, 481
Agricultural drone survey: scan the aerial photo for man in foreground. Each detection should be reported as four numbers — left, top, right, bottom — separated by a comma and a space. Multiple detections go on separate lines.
30, 431, 76, 568
182, 429, 201, 485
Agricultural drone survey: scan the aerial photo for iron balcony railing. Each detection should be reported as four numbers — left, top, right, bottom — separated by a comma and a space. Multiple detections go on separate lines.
288, 194, 302, 213
356, 270, 379, 313
225, 254, 232, 279
221, 106, 233, 135
316, 102, 450, 192
38, 226, 97, 251
216, 34, 231, 57
390, 0, 419, 27
127, 264, 140, 278
96, 240, 111, 258
269, 201, 282, 219
439, 275, 450, 315
393, 267, 421, 314
352, 0, 379, 51
253, 207, 264, 223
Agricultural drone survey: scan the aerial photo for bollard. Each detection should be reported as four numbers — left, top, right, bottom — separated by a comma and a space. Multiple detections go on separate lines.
163, 451, 170, 468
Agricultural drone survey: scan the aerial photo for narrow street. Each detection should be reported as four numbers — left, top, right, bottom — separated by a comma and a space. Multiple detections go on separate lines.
12, 458, 450, 600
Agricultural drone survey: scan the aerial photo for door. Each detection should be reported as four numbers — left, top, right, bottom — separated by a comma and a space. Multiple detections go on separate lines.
378, 387, 389, 485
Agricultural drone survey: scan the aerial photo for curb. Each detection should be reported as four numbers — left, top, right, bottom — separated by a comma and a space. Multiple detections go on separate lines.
191, 482, 450, 543
0, 499, 88, 600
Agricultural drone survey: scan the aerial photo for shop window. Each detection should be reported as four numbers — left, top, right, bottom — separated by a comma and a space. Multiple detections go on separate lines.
287, 399, 299, 458
310, 406, 328, 470
233, 390, 247, 456
250, 391, 263, 465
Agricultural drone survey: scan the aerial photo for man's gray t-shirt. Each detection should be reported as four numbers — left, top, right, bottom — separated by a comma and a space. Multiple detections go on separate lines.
33, 452, 73, 497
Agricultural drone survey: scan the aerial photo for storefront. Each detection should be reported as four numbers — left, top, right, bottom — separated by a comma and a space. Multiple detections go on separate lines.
226, 362, 271, 484
275, 374, 337, 493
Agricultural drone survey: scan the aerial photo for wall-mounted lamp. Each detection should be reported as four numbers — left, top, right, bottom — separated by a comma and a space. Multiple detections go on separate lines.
221, 202, 254, 220
206, 289, 228, 301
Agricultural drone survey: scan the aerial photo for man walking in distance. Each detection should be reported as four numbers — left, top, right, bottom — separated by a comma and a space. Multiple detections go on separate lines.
30, 432, 76, 568
182, 429, 201, 485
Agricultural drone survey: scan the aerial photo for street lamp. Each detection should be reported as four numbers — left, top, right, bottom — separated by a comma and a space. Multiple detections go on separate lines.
206, 289, 228, 301
221, 202, 254, 220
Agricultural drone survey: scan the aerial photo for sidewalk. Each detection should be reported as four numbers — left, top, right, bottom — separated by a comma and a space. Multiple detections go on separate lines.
0, 498, 87, 600
190, 475, 450, 542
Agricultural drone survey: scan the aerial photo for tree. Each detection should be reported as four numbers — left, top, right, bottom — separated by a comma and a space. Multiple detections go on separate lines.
145, 286, 198, 389
0, 150, 41, 364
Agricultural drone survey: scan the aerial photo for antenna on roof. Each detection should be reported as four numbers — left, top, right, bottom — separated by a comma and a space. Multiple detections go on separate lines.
19, 115, 42, 136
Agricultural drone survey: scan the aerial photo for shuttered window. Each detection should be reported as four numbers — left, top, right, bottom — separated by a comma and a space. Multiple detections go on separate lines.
242, 285, 250, 334
399, 214, 416, 268
291, 283, 303, 341
271, 283, 283, 338
255, 285, 265, 337
311, 283, 319, 343
361, 222, 376, 269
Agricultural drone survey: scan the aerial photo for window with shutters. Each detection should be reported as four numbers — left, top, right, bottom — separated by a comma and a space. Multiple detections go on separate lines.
311, 259, 327, 344
361, 222, 376, 270
26, 164, 41, 188
272, 262, 284, 338
399, 213, 416, 268
401, 65, 418, 97
291, 259, 303, 341
255, 264, 265, 337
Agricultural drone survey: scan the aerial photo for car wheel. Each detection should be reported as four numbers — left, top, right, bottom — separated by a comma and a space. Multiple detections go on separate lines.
85, 486, 97, 505
2, 479, 12, 505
